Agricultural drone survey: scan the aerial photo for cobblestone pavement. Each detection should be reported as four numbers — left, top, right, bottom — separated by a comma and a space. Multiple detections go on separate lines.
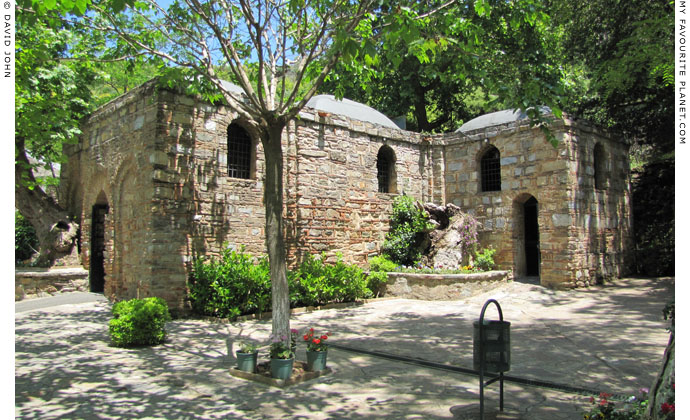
15, 277, 673, 419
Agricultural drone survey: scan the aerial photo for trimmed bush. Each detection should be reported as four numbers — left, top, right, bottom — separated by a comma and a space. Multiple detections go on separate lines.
188, 247, 271, 319
368, 254, 399, 272
109, 297, 171, 347
188, 250, 373, 318
290, 253, 370, 306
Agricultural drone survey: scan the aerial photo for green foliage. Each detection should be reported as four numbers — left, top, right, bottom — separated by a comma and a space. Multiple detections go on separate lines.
365, 271, 388, 298
322, 0, 564, 133
474, 247, 497, 272
368, 255, 399, 273
382, 195, 433, 266
290, 253, 370, 306
631, 158, 674, 276
269, 335, 293, 359
188, 247, 272, 319
237, 340, 258, 354
582, 392, 649, 420
15, 211, 38, 263
550, 0, 673, 156
188, 250, 372, 318
108, 297, 171, 347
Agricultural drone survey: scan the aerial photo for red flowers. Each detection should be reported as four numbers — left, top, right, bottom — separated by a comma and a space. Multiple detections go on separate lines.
661, 402, 675, 414
303, 328, 331, 351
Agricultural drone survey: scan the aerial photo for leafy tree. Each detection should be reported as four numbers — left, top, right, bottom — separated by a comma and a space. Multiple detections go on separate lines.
90, 0, 399, 343
323, 0, 565, 133
15, 0, 99, 265
547, 0, 673, 157
86, 0, 571, 343
16, 0, 158, 265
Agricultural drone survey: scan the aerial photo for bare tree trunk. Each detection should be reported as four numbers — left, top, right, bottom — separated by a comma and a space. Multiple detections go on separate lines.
15, 138, 79, 266
261, 120, 291, 345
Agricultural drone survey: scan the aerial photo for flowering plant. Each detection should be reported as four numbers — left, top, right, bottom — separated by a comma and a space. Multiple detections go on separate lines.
236, 340, 257, 354
303, 328, 331, 352
582, 390, 649, 420
269, 334, 294, 359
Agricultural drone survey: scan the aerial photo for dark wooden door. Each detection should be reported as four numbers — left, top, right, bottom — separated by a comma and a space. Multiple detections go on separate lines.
524, 197, 540, 276
90, 204, 108, 293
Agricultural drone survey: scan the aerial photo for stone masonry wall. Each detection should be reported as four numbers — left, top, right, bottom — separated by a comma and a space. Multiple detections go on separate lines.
62, 80, 160, 302
284, 110, 427, 265
437, 117, 631, 287
63, 81, 632, 310
561, 119, 633, 285
439, 120, 570, 287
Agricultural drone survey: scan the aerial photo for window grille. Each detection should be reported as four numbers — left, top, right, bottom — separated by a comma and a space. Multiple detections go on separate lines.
481, 147, 501, 192
227, 123, 252, 179
377, 147, 393, 193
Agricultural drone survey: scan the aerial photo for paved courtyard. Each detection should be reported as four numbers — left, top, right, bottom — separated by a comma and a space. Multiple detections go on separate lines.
15, 277, 673, 419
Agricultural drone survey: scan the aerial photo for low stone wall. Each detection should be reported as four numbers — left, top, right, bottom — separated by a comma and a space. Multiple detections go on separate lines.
15, 267, 90, 301
382, 271, 511, 300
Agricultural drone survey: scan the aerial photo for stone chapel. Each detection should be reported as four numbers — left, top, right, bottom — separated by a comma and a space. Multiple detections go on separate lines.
61, 79, 633, 309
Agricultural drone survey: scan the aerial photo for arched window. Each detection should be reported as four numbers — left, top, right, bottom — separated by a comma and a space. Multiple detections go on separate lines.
480, 146, 501, 192
593, 143, 607, 190
377, 145, 396, 193
227, 123, 252, 179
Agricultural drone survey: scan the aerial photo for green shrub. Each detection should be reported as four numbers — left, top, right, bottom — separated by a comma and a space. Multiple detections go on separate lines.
291, 253, 370, 306
15, 210, 38, 263
189, 249, 372, 317
474, 247, 497, 271
365, 271, 388, 297
632, 158, 674, 276
188, 247, 271, 319
368, 254, 399, 272
382, 195, 434, 266
109, 297, 171, 347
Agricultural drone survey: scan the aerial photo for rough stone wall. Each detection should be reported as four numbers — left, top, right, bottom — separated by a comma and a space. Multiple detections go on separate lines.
561, 119, 633, 285
62, 81, 160, 302
62, 81, 633, 310
284, 110, 427, 265
437, 117, 631, 287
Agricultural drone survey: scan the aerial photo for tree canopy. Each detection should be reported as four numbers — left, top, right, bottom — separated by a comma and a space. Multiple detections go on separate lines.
322, 0, 565, 133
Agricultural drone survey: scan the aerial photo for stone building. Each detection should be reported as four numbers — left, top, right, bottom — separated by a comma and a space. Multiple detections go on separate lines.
61, 79, 633, 308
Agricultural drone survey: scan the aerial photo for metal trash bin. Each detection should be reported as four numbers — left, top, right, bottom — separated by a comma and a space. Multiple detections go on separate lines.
473, 319, 510, 373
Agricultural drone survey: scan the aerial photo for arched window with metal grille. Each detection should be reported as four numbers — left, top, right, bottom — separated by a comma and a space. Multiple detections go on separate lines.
377, 145, 396, 194
480, 146, 501, 192
227, 123, 252, 179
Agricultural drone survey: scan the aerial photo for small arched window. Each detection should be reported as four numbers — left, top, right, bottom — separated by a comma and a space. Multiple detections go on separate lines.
480, 146, 501, 192
227, 123, 252, 179
377, 145, 396, 193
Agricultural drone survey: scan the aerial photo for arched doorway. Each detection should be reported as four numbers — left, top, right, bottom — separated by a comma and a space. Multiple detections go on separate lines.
513, 194, 540, 279
523, 197, 540, 276
90, 198, 109, 293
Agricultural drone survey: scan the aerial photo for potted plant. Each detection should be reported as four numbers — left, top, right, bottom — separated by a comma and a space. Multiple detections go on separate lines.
269, 334, 294, 380
303, 328, 331, 372
235, 341, 258, 373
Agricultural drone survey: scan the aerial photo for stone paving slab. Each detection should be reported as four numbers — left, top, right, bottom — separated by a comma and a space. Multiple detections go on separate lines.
15, 277, 673, 419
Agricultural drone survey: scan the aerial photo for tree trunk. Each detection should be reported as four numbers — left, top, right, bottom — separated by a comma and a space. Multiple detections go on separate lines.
647, 334, 675, 419
261, 120, 291, 345
15, 138, 79, 266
